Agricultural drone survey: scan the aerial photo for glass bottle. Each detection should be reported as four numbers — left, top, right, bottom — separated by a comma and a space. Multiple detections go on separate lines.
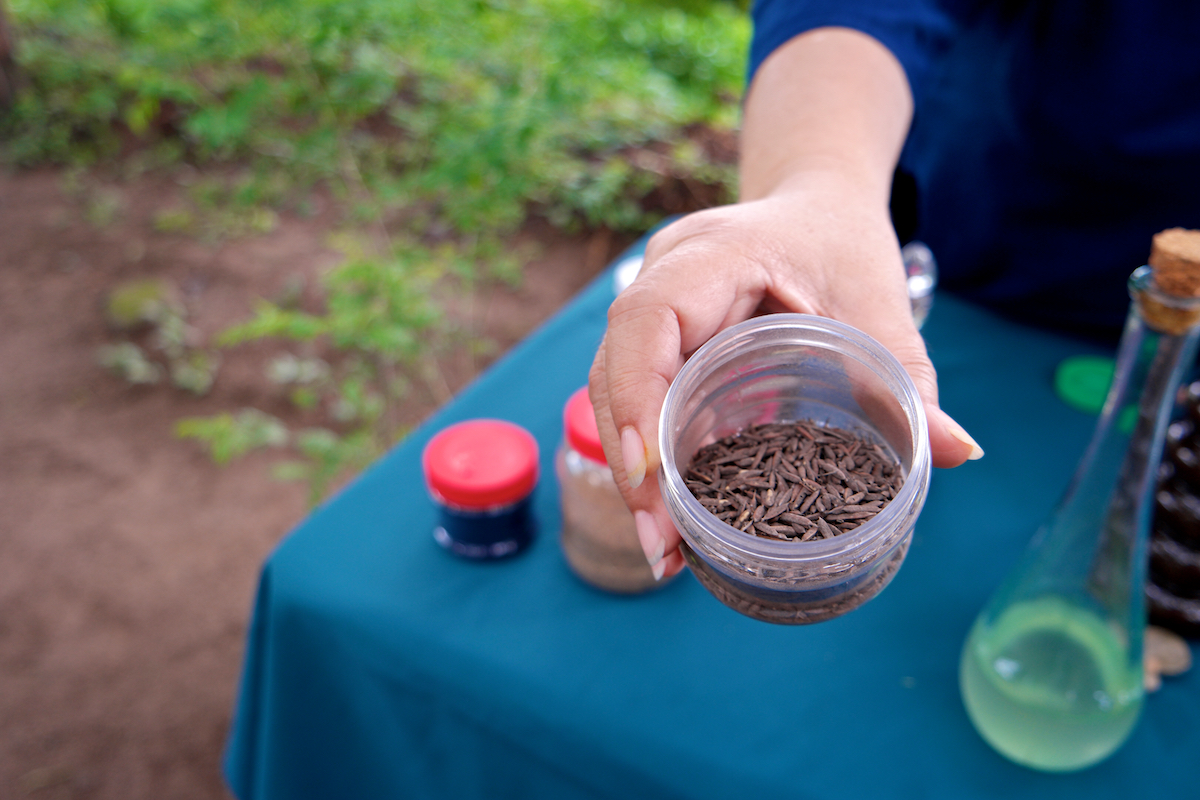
960, 247, 1200, 772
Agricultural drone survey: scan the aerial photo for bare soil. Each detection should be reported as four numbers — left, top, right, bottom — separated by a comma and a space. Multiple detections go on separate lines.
0, 167, 625, 798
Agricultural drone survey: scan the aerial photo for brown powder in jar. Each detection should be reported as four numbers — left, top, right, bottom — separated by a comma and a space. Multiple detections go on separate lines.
556, 448, 660, 594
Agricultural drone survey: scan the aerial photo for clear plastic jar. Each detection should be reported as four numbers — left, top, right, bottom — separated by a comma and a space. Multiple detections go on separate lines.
658, 314, 931, 624
422, 419, 538, 559
556, 387, 665, 593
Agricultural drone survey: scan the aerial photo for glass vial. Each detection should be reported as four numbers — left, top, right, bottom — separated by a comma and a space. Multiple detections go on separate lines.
422, 419, 539, 559
960, 230, 1200, 772
902, 241, 938, 330
556, 387, 665, 593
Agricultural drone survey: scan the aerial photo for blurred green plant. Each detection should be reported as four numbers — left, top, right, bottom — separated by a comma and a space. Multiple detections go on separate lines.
175, 408, 290, 466
7, 0, 748, 502
98, 277, 221, 395
175, 240, 446, 504
2, 0, 746, 237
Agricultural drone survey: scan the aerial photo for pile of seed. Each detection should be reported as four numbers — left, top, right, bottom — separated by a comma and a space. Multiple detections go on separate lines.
685, 420, 903, 541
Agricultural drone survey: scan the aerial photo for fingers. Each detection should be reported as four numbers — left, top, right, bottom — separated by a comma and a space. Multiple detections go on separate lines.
927, 405, 985, 468
589, 198, 985, 584
785, 224, 984, 472
854, 317, 983, 469
634, 511, 688, 582
589, 213, 772, 576
589, 334, 687, 579
859, 324, 982, 468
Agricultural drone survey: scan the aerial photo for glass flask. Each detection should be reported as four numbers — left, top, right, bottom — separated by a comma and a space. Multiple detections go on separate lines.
960, 259, 1200, 772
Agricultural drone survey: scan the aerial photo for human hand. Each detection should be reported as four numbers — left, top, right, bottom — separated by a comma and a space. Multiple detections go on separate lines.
588, 178, 983, 581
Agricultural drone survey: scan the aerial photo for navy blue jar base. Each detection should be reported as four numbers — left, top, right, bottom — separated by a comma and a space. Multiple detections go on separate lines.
432, 496, 535, 560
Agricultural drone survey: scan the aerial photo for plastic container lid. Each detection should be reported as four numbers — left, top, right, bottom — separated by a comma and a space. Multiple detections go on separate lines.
564, 387, 608, 465
422, 419, 539, 509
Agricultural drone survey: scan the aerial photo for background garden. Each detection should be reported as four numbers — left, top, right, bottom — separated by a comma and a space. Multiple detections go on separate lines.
0, 0, 748, 795
3, 0, 748, 499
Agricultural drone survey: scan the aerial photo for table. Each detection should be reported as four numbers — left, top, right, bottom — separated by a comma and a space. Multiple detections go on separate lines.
224, 238, 1198, 800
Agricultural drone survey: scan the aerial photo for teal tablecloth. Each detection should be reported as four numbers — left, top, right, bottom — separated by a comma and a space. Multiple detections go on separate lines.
224, 240, 1198, 800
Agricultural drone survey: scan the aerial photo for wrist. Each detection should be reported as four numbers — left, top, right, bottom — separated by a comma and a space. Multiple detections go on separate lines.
755, 161, 894, 211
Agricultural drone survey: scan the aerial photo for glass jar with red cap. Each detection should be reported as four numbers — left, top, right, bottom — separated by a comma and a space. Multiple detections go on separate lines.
422, 419, 539, 559
556, 387, 668, 593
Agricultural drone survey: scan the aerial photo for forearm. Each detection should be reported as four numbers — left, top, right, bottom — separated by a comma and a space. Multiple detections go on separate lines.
739, 27, 913, 207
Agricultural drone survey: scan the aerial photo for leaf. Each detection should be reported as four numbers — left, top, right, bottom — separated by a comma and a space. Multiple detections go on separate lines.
175, 408, 289, 465
217, 301, 326, 346
97, 342, 162, 384
124, 95, 160, 136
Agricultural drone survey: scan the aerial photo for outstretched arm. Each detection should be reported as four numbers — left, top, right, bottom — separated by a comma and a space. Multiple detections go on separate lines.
589, 27, 983, 581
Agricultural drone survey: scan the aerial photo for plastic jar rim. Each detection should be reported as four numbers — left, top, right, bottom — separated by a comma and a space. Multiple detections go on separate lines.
658, 313, 931, 567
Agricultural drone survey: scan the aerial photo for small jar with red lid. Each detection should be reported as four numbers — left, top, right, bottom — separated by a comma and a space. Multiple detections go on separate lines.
556, 387, 666, 593
422, 419, 539, 559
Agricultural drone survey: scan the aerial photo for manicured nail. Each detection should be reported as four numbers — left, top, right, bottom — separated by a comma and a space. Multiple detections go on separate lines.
634, 510, 664, 570
621, 426, 647, 489
651, 559, 666, 582
944, 415, 984, 460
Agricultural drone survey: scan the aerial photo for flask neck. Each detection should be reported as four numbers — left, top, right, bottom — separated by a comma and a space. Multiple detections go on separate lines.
1094, 288, 1200, 607
1000, 267, 1200, 628
1106, 268, 1200, 522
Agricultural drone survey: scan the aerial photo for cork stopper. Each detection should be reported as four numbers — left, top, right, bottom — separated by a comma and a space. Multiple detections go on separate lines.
1140, 228, 1200, 334
1150, 228, 1200, 297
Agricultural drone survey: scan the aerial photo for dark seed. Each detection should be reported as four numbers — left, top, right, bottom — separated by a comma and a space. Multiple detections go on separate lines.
685, 420, 902, 543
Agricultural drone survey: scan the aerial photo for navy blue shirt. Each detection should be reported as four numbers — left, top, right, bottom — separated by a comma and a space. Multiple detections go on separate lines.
750, 0, 1200, 339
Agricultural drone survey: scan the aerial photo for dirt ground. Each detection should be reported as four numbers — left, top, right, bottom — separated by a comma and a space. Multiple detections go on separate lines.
0, 167, 625, 798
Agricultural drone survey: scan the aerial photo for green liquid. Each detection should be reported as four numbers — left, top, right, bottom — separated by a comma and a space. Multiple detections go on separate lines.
960, 596, 1144, 772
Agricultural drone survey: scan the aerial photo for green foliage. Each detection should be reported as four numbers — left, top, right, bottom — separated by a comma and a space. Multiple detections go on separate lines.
104, 277, 179, 330
175, 409, 290, 466
98, 277, 221, 395
219, 246, 442, 359
97, 341, 162, 384
273, 428, 381, 506
2, 0, 747, 235
169, 350, 221, 395
8, 0, 750, 503
185, 244, 442, 502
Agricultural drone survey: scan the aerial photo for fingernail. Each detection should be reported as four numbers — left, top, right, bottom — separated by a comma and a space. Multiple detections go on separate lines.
621, 426, 647, 489
651, 560, 666, 581
634, 510, 664, 570
944, 415, 984, 460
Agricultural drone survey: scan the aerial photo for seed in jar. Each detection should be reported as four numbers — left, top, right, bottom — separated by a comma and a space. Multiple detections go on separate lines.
685, 420, 902, 541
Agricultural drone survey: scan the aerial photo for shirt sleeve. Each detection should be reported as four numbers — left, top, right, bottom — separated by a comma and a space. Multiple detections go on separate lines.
748, 0, 957, 108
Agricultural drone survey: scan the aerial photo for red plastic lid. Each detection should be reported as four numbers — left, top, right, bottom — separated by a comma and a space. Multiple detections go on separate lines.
563, 387, 608, 465
422, 419, 539, 509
